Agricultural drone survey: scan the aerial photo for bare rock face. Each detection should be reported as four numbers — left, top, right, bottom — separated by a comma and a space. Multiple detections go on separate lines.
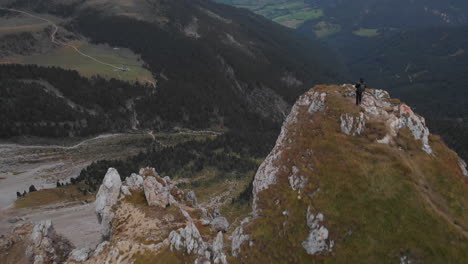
210, 217, 229, 233
143, 176, 172, 208
252, 89, 326, 215
302, 208, 334, 255
168, 222, 208, 255
340, 84, 433, 154
288, 166, 308, 191
186, 190, 198, 207
125, 173, 144, 190
95, 168, 122, 240
340, 112, 366, 136
68, 247, 91, 262
27, 220, 74, 264
231, 217, 250, 257
459, 159, 468, 178
212, 232, 228, 264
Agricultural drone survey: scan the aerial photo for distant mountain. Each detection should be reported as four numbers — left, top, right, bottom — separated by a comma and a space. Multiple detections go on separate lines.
216, 0, 468, 35
0, 0, 345, 140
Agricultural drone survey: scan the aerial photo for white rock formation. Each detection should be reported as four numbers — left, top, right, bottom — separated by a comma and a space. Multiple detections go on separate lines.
210, 217, 229, 233
459, 159, 468, 178
27, 220, 73, 264
168, 222, 208, 255
92, 241, 109, 257
231, 217, 250, 257
252, 90, 326, 215
212, 232, 228, 264
125, 173, 144, 190
68, 247, 91, 262
186, 190, 198, 207
302, 208, 333, 255
95, 168, 122, 240
143, 176, 171, 208
340, 112, 365, 136
341, 85, 433, 154
288, 166, 308, 191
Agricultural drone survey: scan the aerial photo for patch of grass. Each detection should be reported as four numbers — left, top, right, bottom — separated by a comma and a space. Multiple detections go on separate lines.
124, 190, 147, 205
314, 21, 341, 38
133, 248, 184, 264
14, 184, 94, 209
17, 41, 155, 84
353, 28, 380, 37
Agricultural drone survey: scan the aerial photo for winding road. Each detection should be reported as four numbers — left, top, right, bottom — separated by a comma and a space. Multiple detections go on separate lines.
0, 7, 125, 71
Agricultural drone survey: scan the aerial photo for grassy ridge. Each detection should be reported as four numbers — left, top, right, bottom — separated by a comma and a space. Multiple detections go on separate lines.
240, 85, 468, 263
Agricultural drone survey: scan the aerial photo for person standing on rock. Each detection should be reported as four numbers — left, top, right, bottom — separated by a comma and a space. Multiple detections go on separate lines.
355, 78, 367, 105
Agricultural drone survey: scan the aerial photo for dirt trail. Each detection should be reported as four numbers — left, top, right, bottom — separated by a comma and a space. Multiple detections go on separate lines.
0, 7, 124, 71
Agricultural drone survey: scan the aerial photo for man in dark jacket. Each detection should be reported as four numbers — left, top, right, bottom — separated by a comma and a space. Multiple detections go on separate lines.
355, 78, 367, 105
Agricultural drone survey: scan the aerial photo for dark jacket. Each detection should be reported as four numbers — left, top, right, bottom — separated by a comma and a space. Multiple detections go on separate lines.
355, 82, 367, 93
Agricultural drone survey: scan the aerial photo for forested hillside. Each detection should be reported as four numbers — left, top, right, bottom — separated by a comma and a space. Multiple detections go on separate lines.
0, 64, 149, 137
325, 26, 468, 160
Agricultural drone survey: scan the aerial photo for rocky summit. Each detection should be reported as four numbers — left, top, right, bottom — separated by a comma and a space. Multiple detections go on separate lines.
0, 85, 467, 263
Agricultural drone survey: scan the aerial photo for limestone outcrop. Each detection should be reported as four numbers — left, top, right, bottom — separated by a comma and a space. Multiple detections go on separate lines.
28, 220, 74, 264
95, 168, 122, 240
302, 208, 333, 255
252, 89, 327, 215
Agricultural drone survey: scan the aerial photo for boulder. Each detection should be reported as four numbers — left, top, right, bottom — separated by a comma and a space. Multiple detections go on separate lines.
143, 176, 171, 208
212, 231, 227, 264
231, 217, 250, 257
169, 222, 208, 255
186, 190, 198, 207
68, 247, 91, 262
459, 159, 468, 178
302, 208, 333, 255
27, 220, 73, 264
125, 173, 144, 190
210, 217, 229, 233
95, 168, 122, 240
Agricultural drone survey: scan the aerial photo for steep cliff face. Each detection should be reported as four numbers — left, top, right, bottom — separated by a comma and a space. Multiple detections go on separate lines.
243, 85, 468, 263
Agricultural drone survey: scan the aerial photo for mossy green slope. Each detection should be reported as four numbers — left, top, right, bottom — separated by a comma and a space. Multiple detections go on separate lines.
240, 85, 468, 263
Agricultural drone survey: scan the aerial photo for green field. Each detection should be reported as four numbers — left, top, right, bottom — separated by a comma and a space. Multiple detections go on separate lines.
217, 0, 323, 28
353, 27, 380, 37
17, 41, 155, 84
313, 21, 342, 38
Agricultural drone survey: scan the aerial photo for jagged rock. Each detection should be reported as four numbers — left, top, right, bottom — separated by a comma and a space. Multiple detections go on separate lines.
302, 208, 333, 255
143, 176, 171, 208
343, 85, 433, 154
27, 220, 73, 264
308, 92, 327, 113
211, 217, 229, 233
398, 104, 432, 154
92, 241, 109, 257
95, 168, 122, 240
139, 167, 157, 176
459, 159, 468, 178
340, 112, 366, 136
169, 222, 208, 255
231, 217, 250, 257
186, 190, 198, 207
121, 185, 131, 196
253, 89, 325, 215
213, 208, 221, 217
212, 232, 228, 264
125, 173, 144, 190
68, 247, 91, 262
288, 166, 308, 191
180, 208, 193, 222
200, 219, 211, 226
